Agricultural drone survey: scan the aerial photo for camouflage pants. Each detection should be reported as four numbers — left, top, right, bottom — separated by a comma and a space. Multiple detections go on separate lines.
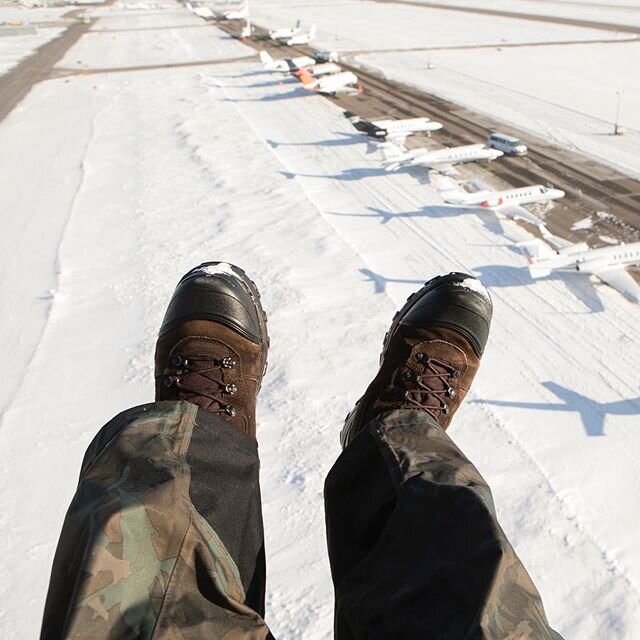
41, 402, 563, 640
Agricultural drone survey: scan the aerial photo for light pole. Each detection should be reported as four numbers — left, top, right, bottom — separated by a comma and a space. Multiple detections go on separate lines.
614, 90, 624, 135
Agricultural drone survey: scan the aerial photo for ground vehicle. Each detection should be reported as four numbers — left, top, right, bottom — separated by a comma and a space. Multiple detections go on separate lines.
487, 132, 528, 156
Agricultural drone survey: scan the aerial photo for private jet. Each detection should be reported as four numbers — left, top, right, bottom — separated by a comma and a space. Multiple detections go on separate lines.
345, 111, 443, 144
381, 143, 503, 175
294, 62, 341, 78
298, 70, 361, 96
240, 19, 252, 38
260, 50, 315, 73
269, 20, 301, 41
526, 232, 640, 303
286, 24, 316, 46
440, 182, 565, 228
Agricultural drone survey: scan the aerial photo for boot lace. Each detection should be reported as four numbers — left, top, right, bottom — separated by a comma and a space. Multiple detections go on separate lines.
402, 351, 461, 419
162, 354, 238, 416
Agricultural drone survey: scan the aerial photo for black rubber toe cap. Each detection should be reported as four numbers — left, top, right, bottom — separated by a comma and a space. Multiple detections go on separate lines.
401, 272, 493, 356
158, 263, 265, 345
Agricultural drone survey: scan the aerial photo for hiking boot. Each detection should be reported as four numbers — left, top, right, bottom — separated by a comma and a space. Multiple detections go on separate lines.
341, 272, 492, 447
154, 262, 268, 437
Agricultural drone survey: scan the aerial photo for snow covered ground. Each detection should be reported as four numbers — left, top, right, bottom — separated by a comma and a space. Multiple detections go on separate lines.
0, 3, 70, 76
1, 1, 640, 639
248, 0, 640, 178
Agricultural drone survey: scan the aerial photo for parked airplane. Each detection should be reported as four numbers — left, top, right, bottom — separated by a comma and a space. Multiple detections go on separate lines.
525, 232, 640, 303
294, 62, 341, 78
240, 19, 252, 38
440, 182, 564, 228
260, 50, 315, 72
223, 3, 248, 19
381, 143, 503, 175
286, 24, 316, 46
269, 20, 301, 41
345, 111, 443, 144
298, 70, 361, 95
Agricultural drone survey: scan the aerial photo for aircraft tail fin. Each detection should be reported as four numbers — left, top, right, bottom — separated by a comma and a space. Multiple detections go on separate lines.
297, 70, 317, 88
440, 188, 474, 204
259, 50, 272, 65
380, 144, 407, 169
308, 24, 317, 39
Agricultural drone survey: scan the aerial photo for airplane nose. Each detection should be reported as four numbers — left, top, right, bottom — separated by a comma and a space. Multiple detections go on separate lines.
555, 189, 566, 198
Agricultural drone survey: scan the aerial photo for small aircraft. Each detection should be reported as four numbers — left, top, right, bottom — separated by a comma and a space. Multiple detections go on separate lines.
298, 70, 361, 96
240, 19, 252, 38
222, 3, 249, 19
294, 62, 341, 78
525, 232, 640, 303
260, 50, 315, 73
286, 24, 316, 46
345, 111, 443, 144
269, 20, 301, 41
381, 143, 503, 175
440, 182, 565, 228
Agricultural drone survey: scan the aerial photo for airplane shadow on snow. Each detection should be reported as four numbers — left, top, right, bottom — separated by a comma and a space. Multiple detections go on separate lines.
327, 205, 505, 234
221, 88, 305, 102
473, 264, 606, 313
280, 167, 392, 181
359, 268, 424, 294
268, 132, 380, 154
474, 381, 640, 437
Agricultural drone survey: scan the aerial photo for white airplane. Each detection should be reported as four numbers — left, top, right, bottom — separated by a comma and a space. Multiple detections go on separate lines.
345, 111, 443, 144
269, 20, 301, 41
297, 70, 361, 96
259, 50, 315, 73
381, 143, 503, 175
440, 182, 565, 228
525, 232, 640, 303
240, 19, 252, 38
294, 62, 341, 78
223, 3, 249, 19
286, 24, 316, 46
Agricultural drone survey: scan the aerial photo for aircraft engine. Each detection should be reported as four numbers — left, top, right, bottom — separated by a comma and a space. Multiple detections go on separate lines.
575, 258, 609, 274
480, 197, 504, 208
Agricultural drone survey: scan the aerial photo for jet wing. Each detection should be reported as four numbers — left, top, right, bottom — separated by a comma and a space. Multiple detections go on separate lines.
427, 162, 458, 177
595, 267, 640, 303
498, 203, 545, 228
386, 132, 408, 146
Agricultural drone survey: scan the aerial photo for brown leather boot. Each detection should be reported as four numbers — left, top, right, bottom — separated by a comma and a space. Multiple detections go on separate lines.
341, 272, 492, 447
155, 262, 268, 438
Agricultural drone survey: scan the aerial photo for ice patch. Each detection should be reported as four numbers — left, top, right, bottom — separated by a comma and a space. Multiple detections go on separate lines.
197, 263, 238, 278
453, 277, 490, 301
598, 235, 619, 245
571, 217, 593, 231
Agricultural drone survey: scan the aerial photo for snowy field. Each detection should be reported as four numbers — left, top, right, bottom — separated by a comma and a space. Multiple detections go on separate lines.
0, 5, 73, 75
248, 0, 640, 178
1, 0, 640, 639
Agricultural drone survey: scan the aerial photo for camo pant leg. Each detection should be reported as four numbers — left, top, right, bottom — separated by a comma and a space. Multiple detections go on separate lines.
324, 409, 565, 640
40, 401, 273, 640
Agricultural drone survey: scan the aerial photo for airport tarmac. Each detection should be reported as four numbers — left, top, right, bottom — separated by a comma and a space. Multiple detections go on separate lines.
217, 19, 640, 253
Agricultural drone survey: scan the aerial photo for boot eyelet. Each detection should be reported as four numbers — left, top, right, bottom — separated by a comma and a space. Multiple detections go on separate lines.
225, 405, 236, 417
416, 353, 430, 364
225, 383, 237, 395
403, 370, 414, 380
170, 355, 182, 367
446, 387, 456, 398
163, 375, 174, 388
442, 404, 449, 415
452, 370, 461, 378
222, 357, 236, 369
